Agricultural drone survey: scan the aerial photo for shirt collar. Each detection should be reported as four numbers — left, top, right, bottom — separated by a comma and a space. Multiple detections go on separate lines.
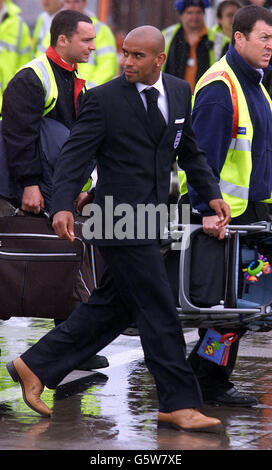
136, 73, 165, 96
46, 45, 78, 72
256, 68, 264, 83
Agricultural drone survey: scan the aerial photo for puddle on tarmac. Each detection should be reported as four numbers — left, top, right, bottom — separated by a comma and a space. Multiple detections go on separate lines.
1, 319, 272, 450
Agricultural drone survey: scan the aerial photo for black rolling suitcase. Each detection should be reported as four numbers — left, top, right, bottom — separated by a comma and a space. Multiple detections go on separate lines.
0, 211, 98, 320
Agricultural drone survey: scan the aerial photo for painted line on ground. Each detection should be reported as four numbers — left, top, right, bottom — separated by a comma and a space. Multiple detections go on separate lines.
0, 330, 200, 403
2, 330, 268, 404
0, 387, 22, 403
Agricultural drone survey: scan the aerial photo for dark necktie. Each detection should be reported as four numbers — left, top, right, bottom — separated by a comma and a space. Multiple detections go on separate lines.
143, 87, 166, 143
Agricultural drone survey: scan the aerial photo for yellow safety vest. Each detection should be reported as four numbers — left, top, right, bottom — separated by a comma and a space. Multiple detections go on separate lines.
19, 53, 59, 116
181, 55, 272, 217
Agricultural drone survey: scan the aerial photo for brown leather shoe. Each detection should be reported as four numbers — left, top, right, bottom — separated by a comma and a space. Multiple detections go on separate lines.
6, 358, 51, 417
158, 408, 222, 433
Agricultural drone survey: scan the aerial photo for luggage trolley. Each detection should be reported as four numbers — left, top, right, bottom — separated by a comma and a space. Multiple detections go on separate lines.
169, 221, 272, 331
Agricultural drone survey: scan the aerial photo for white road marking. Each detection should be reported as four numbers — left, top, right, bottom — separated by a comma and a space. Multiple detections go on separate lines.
0, 387, 22, 403
1, 329, 269, 404
0, 330, 198, 403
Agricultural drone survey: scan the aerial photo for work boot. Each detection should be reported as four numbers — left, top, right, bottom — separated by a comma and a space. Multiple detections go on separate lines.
204, 387, 258, 407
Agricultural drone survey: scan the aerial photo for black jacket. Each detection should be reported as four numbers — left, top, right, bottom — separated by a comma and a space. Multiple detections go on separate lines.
2, 58, 84, 189
164, 25, 229, 85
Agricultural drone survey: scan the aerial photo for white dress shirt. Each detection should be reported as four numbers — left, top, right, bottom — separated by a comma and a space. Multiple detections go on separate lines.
136, 73, 169, 124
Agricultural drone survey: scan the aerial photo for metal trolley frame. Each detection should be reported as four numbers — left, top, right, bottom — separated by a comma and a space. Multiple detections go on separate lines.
169, 221, 272, 330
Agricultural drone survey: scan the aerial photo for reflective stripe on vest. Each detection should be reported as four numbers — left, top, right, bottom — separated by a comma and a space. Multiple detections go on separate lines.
219, 179, 249, 200
229, 137, 251, 152
213, 31, 225, 62
19, 53, 86, 116
200, 70, 239, 138
19, 54, 58, 115
34, 59, 52, 105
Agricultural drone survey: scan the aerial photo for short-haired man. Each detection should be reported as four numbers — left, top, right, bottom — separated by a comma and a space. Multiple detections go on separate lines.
63, 0, 118, 87
184, 5, 272, 407
3, 9, 94, 214
35, 0, 118, 88
2, 9, 108, 372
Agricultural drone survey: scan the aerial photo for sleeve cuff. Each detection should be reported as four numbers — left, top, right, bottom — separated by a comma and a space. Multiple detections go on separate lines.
21, 176, 41, 188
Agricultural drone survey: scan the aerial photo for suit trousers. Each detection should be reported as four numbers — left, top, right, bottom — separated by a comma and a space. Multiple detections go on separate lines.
21, 242, 202, 412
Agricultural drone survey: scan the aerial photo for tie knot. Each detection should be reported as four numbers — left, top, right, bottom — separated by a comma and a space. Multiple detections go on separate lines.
143, 87, 159, 103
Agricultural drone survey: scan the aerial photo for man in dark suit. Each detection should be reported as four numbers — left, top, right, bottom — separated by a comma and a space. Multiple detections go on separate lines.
6, 25, 230, 431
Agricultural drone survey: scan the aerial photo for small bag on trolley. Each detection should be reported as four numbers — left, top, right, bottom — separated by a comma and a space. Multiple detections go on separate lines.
197, 329, 238, 366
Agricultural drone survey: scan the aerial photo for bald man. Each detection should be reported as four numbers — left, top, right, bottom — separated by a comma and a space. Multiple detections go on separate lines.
6, 26, 229, 431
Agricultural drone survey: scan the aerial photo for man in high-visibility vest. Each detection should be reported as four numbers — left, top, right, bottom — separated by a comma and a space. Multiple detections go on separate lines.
2, 9, 109, 371
0, 0, 32, 110
35, 0, 118, 88
32, 0, 63, 57
3, 9, 93, 214
184, 5, 272, 407
162, 0, 230, 92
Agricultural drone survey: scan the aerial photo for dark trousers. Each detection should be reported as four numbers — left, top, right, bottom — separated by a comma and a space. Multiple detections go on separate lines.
180, 197, 271, 397
21, 242, 202, 412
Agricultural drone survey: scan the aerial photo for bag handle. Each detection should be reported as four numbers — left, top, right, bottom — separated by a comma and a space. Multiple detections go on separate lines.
220, 332, 238, 346
14, 207, 50, 219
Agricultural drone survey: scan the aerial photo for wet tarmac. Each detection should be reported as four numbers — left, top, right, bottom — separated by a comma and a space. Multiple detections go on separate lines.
0, 317, 272, 460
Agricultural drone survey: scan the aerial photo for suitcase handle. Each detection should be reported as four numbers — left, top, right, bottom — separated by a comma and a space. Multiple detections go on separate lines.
14, 207, 51, 219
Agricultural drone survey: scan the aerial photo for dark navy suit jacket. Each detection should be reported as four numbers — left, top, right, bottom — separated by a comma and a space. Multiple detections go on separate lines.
51, 72, 222, 245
